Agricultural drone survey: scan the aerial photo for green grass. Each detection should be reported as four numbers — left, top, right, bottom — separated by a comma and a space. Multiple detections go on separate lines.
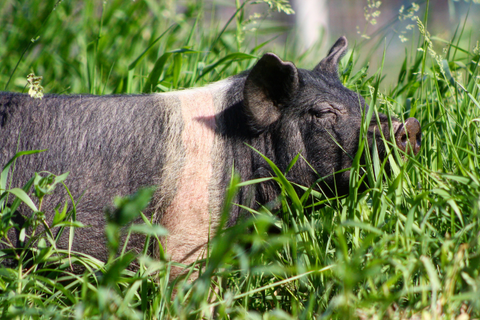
1, 0, 480, 319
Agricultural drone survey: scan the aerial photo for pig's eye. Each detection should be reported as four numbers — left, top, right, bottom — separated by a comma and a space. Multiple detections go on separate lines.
309, 107, 335, 119
310, 109, 322, 118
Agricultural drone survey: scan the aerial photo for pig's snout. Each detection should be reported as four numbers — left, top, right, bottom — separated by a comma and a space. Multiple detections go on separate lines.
395, 117, 421, 155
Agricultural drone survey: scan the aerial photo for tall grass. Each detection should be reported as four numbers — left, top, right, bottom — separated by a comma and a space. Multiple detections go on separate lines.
1, 0, 480, 319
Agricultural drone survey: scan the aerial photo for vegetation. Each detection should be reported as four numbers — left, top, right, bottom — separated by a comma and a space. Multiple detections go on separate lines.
1, 0, 480, 318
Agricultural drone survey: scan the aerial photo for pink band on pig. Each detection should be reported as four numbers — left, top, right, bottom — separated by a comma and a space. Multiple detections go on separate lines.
162, 88, 217, 265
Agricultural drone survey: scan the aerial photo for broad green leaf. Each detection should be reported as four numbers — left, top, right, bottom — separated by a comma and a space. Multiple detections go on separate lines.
341, 220, 383, 235
129, 224, 168, 236
9, 188, 38, 212
1, 150, 46, 191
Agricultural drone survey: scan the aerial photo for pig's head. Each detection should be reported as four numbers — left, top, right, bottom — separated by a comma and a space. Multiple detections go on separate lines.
243, 36, 421, 198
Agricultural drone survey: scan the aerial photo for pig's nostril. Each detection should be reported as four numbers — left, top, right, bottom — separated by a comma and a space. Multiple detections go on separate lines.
395, 118, 422, 155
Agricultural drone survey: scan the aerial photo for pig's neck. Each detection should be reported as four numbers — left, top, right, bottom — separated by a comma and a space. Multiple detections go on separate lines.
212, 76, 280, 225
156, 75, 278, 238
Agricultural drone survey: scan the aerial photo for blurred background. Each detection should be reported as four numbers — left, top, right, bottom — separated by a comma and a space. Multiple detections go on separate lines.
290, 0, 478, 49
1, 0, 479, 93
216, 0, 480, 86
300, 0, 480, 86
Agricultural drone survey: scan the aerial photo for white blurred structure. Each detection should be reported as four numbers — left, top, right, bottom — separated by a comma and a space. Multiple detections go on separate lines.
291, 0, 329, 49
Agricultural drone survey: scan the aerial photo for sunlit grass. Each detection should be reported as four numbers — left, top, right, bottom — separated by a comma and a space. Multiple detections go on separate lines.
1, 0, 480, 319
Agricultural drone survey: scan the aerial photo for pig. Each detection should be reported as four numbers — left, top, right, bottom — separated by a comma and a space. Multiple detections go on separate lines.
0, 37, 421, 276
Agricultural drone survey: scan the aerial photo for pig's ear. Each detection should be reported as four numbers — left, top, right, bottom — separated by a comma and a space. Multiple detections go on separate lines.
244, 53, 299, 131
314, 36, 348, 77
